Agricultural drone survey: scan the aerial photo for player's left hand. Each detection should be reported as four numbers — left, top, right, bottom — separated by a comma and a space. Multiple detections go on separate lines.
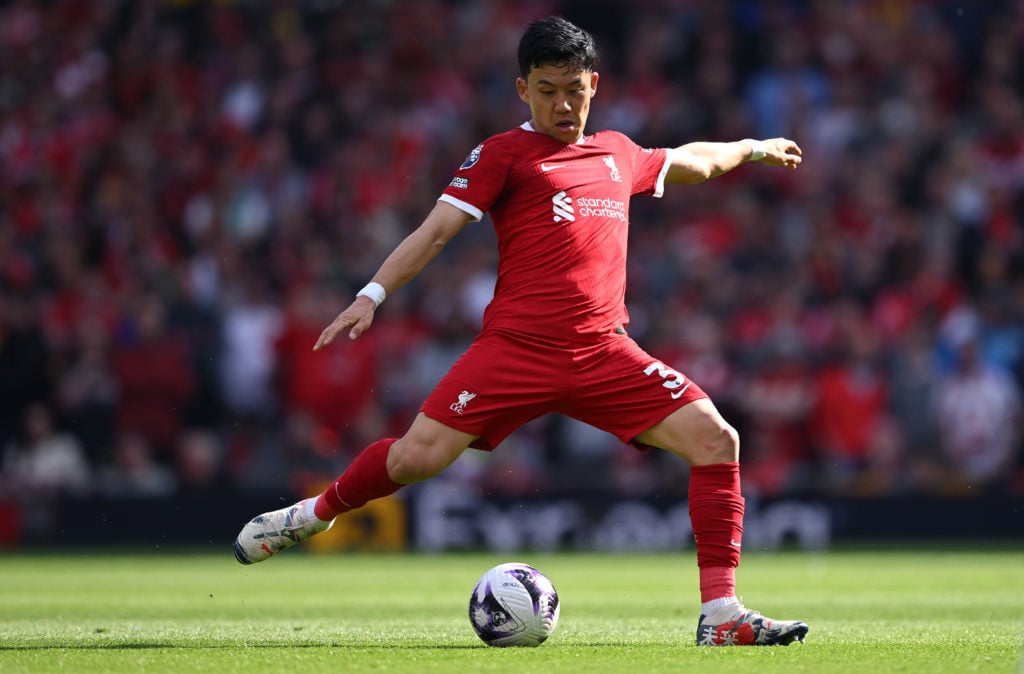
760, 138, 802, 169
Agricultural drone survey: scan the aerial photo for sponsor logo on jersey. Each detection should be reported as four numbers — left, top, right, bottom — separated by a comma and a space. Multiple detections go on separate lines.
575, 196, 626, 221
551, 191, 627, 224
460, 144, 483, 170
552, 191, 575, 223
449, 176, 469, 189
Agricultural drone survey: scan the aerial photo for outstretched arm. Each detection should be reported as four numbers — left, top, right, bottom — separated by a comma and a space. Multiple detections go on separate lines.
314, 200, 472, 350
664, 137, 802, 184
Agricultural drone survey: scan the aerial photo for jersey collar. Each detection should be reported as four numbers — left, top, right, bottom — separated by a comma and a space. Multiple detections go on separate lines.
522, 121, 588, 145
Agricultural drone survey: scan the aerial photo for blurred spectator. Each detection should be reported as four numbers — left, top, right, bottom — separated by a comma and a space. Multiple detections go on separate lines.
0, 292, 52, 449
2, 402, 91, 494
273, 284, 378, 441
933, 334, 1022, 493
811, 322, 889, 494
218, 272, 283, 421
0, 0, 1022, 501
175, 428, 226, 493
735, 339, 816, 497
278, 409, 345, 496
54, 315, 118, 464
111, 292, 196, 456
885, 324, 942, 488
96, 430, 177, 498
746, 24, 830, 139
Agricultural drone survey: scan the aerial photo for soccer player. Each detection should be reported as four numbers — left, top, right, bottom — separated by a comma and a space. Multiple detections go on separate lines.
234, 16, 808, 647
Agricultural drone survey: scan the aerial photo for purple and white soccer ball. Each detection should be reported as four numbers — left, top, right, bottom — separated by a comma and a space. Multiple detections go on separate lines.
468, 562, 560, 647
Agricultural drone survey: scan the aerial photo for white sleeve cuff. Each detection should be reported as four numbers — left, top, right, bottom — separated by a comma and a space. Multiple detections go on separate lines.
438, 194, 483, 222
652, 151, 672, 198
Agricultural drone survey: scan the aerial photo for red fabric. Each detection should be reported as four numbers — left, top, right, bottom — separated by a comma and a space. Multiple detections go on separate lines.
419, 330, 707, 452
314, 438, 403, 520
440, 124, 669, 341
699, 566, 736, 604
812, 365, 887, 462
274, 316, 377, 431
689, 462, 745, 600
112, 336, 195, 452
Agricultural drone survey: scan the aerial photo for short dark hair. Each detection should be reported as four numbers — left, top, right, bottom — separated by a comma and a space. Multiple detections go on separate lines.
517, 16, 597, 79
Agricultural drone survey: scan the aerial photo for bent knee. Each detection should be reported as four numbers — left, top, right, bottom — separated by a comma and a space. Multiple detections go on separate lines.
714, 422, 741, 463
689, 415, 740, 466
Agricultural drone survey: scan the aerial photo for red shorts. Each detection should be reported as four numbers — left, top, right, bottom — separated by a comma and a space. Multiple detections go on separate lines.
419, 328, 708, 451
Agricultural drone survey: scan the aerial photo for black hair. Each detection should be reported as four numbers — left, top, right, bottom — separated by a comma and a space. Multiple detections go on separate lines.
517, 16, 597, 79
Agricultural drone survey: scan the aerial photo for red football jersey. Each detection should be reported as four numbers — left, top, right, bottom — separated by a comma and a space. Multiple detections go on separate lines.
440, 122, 670, 341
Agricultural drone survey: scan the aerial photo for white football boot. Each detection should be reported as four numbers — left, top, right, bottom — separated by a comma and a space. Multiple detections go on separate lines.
697, 603, 809, 646
233, 498, 334, 564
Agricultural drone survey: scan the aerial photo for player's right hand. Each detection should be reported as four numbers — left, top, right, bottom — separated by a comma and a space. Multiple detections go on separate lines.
313, 296, 376, 350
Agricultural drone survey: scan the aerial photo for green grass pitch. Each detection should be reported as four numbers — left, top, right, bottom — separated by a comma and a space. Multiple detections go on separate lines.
0, 547, 1021, 673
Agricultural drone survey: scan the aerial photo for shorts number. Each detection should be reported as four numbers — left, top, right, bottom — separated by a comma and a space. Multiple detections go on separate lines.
643, 361, 691, 399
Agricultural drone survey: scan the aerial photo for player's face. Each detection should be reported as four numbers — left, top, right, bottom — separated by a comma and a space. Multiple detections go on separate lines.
516, 64, 599, 144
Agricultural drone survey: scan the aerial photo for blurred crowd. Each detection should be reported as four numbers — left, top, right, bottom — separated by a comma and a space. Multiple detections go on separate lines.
1, 0, 1022, 504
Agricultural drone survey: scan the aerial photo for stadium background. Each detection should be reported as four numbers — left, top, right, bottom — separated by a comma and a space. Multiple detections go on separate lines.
0, 0, 1021, 551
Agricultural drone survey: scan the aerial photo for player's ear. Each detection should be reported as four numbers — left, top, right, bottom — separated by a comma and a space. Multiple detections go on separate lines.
515, 77, 529, 103
589, 71, 599, 96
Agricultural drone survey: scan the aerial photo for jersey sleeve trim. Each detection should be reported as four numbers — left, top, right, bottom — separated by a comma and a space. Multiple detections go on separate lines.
652, 151, 672, 198
438, 194, 483, 222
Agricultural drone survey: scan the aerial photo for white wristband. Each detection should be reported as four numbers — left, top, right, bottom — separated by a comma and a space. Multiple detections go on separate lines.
743, 138, 766, 162
356, 282, 386, 307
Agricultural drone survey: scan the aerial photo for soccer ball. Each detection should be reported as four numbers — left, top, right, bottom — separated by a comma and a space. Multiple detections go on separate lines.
468, 562, 560, 647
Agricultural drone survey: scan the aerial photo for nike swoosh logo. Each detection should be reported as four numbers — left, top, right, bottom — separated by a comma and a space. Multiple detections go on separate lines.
670, 382, 693, 400
540, 163, 564, 171
730, 539, 742, 547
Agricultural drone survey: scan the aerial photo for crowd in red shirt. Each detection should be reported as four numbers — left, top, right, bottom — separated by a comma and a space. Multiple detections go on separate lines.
0, 0, 1021, 500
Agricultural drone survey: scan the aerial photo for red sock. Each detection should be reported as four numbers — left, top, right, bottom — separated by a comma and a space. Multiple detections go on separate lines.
689, 462, 745, 602
314, 438, 404, 520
